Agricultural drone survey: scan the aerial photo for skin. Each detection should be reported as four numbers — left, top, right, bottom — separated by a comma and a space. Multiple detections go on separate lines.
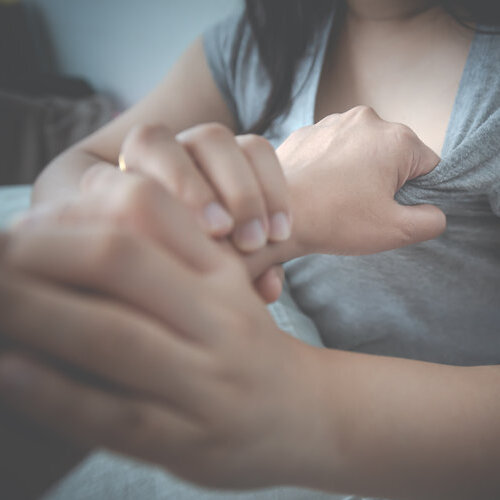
0, 108, 446, 500
0, 183, 498, 499
317, 0, 474, 155
0, 0, 498, 498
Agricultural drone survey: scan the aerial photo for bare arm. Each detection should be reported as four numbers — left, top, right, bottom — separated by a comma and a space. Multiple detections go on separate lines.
302, 348, 500, 500
0, 195, 493, 500
32, 37, 236, 205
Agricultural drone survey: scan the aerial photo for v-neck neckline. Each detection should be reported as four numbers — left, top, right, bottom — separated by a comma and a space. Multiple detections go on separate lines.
300, 10, 479, 161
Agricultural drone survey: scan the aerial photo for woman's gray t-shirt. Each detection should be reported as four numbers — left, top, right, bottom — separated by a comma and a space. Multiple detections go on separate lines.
203, 11, 500, 367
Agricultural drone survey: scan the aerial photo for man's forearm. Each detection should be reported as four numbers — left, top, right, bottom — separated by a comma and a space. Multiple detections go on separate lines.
302, 347, 500, 500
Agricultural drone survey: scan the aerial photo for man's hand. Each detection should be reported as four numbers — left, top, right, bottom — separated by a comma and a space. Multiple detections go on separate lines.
0, 206, 322, 491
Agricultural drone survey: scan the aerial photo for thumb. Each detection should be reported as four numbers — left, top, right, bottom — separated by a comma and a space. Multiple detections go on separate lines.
409, 141, 441, 180
392, 203, 446, 247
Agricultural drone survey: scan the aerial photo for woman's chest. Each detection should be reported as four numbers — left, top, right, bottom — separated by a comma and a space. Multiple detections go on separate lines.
314, 16, 474, 155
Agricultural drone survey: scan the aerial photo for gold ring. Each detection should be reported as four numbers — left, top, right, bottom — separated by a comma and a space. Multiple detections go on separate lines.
118, 153, 127, 172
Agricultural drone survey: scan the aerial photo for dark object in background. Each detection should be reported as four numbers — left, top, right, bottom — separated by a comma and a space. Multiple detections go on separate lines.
0, 90, 116, 185
0, 3, 93, 99
0, 3, 117, 185
0, 404, 87, 500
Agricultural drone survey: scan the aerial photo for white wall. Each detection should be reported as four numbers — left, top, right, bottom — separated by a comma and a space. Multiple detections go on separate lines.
25, 0, 242, 107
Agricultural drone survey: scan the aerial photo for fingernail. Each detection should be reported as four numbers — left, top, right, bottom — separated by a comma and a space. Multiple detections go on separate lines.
234, 218, 267, 252
202, 202, 234, 234
269, 212, 291, 242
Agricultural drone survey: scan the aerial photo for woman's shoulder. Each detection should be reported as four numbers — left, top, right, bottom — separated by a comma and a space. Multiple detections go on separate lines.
202, 9, 333, 136
202, 10, 270, 131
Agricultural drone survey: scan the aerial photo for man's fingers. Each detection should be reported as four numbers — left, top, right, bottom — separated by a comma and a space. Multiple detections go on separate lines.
5, 225, 217, 343
0, 268, 208, 402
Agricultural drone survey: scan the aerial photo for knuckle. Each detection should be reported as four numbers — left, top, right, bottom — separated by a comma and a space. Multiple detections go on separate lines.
352, 104, 374, 115
347, 105, 378, 122
123, 123, 172, 158
225, 188, 262, 218
316, 113, 339, 126
189, 122, 232, 144
238, 133, 273, 155
128, 123, 169, 146
391, 122, 417, 145
388, 124, 420, 167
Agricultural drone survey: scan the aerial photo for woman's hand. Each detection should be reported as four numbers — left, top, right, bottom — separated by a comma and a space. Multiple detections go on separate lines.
108, 122, 291, 249
0, 202, 322, 490
278, 106, 447, 256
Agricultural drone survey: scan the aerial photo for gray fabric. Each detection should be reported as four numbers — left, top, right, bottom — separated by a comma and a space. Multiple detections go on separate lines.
204, 13, 500, 366
0, 185, 31, 228
43, 451, 355, 500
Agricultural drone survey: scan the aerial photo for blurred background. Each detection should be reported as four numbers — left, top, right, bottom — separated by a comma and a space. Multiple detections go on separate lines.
0, 0, 241, 185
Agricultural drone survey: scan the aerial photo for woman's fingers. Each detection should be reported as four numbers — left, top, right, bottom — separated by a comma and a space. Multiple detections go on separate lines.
107, 123, 292, 253
177, 124, 269, 252
5, 225, 218, 343
0, 267, 208, 402
0, 353, 199, 469
236, 135, 292, 242
120, 124, 234, 236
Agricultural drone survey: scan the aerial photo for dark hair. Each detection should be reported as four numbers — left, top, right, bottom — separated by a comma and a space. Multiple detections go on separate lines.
239, 0, 500, 134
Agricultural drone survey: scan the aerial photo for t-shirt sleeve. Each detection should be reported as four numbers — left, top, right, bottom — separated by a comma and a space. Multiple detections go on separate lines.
203, 12, 243, 129
203, 11, 271, 134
